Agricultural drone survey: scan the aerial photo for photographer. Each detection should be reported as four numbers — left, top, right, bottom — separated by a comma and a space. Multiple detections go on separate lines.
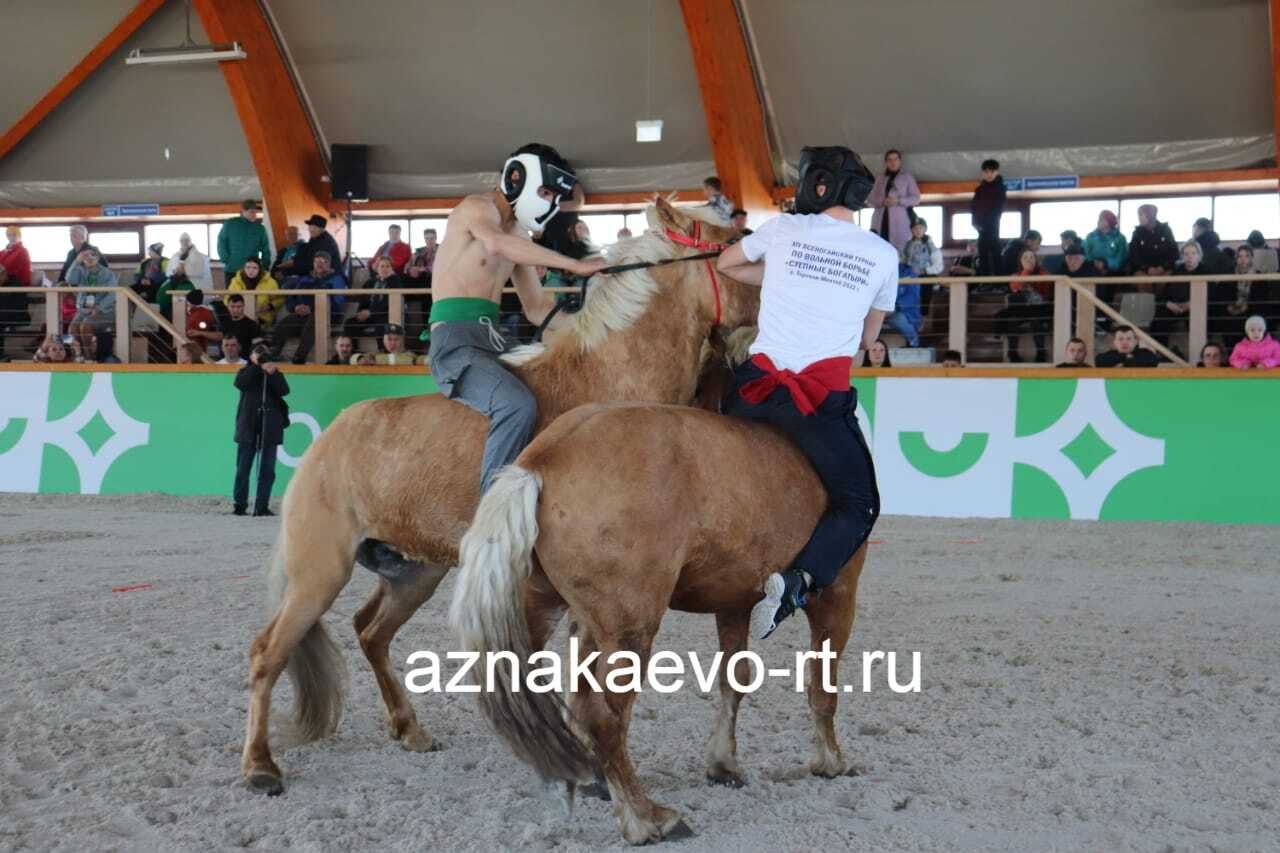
232, 344, 291, 517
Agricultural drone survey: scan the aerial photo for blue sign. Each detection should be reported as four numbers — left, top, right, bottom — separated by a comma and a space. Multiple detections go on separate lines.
1004, 176, 1079, 192
101, 204, 161, 217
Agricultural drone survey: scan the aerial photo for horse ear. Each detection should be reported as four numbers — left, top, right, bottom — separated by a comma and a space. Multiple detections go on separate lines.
652, 196, 687, 233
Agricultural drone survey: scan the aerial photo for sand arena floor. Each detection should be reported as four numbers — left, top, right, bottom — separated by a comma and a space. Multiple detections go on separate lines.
1, 492, 1277, 851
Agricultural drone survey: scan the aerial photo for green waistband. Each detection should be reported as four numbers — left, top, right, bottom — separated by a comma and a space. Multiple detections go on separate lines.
428, 297, 500, 325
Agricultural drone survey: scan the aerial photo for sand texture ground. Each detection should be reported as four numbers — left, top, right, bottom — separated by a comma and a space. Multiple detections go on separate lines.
1, 492, 1277, 852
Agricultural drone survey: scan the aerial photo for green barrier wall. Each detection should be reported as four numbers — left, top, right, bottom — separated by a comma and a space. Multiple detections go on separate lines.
1, 370, 1276, 523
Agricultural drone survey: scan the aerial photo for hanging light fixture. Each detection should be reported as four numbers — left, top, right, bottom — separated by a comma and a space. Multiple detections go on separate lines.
126, 0, 246, 66
635, 0, 661, 142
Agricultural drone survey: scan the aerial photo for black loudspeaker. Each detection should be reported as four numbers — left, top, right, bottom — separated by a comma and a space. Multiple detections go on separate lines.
330, 144, 369, 199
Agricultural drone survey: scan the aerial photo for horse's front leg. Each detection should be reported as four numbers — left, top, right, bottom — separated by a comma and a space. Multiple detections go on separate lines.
802, 545, 866, 778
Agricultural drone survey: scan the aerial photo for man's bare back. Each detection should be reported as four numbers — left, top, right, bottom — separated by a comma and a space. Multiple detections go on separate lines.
431, 191, 605, 331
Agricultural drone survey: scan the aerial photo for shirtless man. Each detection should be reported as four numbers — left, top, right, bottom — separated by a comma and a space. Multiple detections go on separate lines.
428, 143, 605, 494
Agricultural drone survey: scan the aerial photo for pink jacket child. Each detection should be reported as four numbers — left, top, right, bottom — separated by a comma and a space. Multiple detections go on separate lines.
1229, 315, 1280, 369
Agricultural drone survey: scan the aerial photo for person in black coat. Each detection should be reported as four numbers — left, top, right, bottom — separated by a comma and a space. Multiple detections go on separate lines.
1128, 204, 1179, 275
290, 215, 342, 284
970, 159, 1006, 277
233, 345, 291, 516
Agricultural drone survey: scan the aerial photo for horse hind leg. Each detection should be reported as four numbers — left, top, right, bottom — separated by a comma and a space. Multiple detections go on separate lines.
353, 540, 449, 751
573, 628, 692, 845
705, 611, 750, 788
242, 527, 355, 794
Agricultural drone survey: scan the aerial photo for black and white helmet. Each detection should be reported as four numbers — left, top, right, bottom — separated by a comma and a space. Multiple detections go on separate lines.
501, 143, 578, 232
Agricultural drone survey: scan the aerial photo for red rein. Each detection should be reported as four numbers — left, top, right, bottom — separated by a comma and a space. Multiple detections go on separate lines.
663, 220, 724, 326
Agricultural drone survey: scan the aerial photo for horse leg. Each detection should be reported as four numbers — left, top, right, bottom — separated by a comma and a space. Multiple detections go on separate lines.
354, 560, 449, 751
524, 565, 567, 651
802, 544, 866, 779
705, 611, 749, 787
242, 526, 355, 793
574, 627, 692, 845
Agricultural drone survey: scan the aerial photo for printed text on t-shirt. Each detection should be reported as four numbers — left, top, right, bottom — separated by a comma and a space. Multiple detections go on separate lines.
784, 242, 875, 291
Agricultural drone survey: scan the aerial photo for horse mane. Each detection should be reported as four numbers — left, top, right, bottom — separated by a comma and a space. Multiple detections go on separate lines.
500, 228, 677, 365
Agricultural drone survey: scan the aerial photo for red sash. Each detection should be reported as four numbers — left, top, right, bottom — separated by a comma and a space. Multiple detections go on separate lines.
738, 353, 852, 415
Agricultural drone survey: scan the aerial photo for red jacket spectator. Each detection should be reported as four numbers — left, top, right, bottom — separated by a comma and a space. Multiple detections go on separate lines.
1, 226, 32, 285
370, 225, 412, 274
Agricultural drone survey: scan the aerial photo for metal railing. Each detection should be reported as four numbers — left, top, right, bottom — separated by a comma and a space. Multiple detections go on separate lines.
3, 275, 1276, 366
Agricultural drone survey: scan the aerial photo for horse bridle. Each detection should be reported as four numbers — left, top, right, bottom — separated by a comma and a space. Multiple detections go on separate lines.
533, 221, 728, 342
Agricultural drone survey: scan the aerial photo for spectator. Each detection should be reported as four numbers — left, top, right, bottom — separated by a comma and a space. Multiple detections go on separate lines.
1001, 230, 1042, 276
886, 263, 922, 347
901, 219, 943, 275
1128, 204, 1178, 275
227, 257, 283, 328
232, 345, 291, 516
1043, 230, 1081, 274
217, 335, 247, 365
1228, 315, 1280, 370
406, 228, 439, 285
272, 250, 347, 364
185, 290, 222, 353
1084, 211, 1127, 275
1197, 342, 1225, 368
155, 268, 195, 318
374, 323, 416, 365
1208, 245, 1255, 347
221, 293, 262, 354
176, 341, 206, 364
270, 225, 306, 279
1, 225, 32, 285
867, 149, 921, 252
701, 176, 734, 224
345, 256, 401, 339
370, 224, 412, 274
572, 220, 597, 253
57, 225, 107, 283
89, 331, 120, 364
949, 241, 979, 276
860, 338, 891, 368
34, 335, 82, 364
1095, 325, 1159, 367
1056, 336, 1091, 368
1150, 241, 1202, 353
1063, 244, 1091, 277
999, 248, 1051, 362
133, 242, 168, 302
65, 248, 118, 356
1246, 230, 1278, 274
218, 199, 272, 282
0, 265, 31, 358
970, 159, 1006, 276
940, 349, 964, 367
730, 209, 751, 236
292, 214, 342, 281
1192, 217, 1230, 273
325, 334, 355, 365
169, 232, 213, 290
353, 351, 378, 366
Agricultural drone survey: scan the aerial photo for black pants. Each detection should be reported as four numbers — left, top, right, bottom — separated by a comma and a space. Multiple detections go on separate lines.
234, 440, 278, 512
272, 312, 315, 363
723, 361, 880, 590
977, 227, 1002, 277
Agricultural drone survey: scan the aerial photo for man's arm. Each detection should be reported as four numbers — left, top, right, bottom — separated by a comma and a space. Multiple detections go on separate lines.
473, 215, 605, 277
862, 309, 887, 352
715, 241, 764, 286
511, 263, 559, 327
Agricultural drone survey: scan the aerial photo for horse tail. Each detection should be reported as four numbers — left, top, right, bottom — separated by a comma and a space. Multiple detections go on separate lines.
449, 466, 594, 782
266, 524, 348, 742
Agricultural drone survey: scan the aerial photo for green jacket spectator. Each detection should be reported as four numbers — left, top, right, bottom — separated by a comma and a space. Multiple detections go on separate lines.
156, 277, 195, 318
218, 200, 272, 278
1084, 228, 1128, 273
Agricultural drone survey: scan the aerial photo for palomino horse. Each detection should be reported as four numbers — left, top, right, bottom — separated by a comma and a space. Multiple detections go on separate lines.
241, 200, 758, 794
450, 369, 869, 844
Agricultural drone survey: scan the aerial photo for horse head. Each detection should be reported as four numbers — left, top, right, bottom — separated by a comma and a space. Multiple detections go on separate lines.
648, 197, 760, 332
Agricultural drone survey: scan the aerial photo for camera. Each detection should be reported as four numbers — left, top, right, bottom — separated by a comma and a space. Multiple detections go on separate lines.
61, 335, 75, 345
251, 344, 274, 364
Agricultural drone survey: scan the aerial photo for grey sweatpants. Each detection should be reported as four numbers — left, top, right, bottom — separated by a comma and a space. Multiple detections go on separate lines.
429, 318, 537, 494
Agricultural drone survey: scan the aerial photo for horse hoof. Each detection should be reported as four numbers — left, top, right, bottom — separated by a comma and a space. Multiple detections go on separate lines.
580, 781, 611, 801
664, 819, 695, 841
705, 769, 745, 788
398, 729, 439, 753
809, 757, 847, 779
247, 771, 283, 797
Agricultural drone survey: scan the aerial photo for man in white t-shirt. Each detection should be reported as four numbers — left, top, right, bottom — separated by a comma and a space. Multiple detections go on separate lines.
715, 145, 896, 641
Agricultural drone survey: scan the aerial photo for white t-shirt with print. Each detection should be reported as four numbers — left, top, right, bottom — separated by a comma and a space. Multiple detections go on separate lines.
739, 212, 898, 372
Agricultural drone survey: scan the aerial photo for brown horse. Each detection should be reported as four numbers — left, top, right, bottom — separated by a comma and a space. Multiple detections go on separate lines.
241, 200, 758, 794
449, 381, 868, 844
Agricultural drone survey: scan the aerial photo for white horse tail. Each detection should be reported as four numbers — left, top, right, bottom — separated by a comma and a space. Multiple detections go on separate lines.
449, 466, 595, 782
